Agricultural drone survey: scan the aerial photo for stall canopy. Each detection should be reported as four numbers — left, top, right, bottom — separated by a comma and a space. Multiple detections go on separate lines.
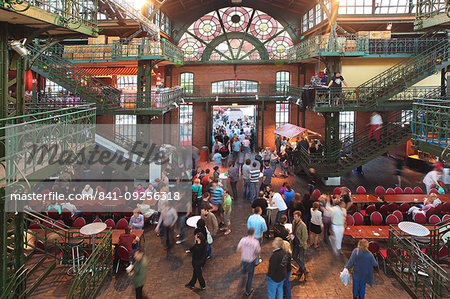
274, 124, 321, 139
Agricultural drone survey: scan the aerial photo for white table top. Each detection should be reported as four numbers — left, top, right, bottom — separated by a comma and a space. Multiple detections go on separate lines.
398, 221, 430, 237
219, 173, 228, 179
186, 215, 201, 228
80, 222, 107, 236
267, 206, 279, 210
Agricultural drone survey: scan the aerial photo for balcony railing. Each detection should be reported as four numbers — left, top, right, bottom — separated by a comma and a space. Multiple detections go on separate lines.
0, 0, 97, 29
182, 84, 289, 99
119, 87, 183, 111
368, 38, 446, 55
416, 0, 449, 19
412, 97, 450, 149
62, 39, 184, 63
314, 86, 443, 109
8, 93, 88, 114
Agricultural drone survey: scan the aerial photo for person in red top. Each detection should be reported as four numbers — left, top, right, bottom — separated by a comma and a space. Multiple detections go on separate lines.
118, 225, 140, 256
201, 169, 211, 189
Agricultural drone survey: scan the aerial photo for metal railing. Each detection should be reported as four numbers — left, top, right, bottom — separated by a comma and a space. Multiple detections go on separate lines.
183, 84, 289, 99
66, 229, 112, 299
287, 34, 369, 61
296, 110, 412, 176
0, 104, 96, 188
368, 38, 446, 55
8, 93, 88, 114
28, 44, 121, 111
314, 86, 444, 109
387, 225, 449, 299
62, 39, 184, 63
416, 0, 450, 19
120, 87, 183, 111
0, 0, 97, 28
412, 97, 450, 149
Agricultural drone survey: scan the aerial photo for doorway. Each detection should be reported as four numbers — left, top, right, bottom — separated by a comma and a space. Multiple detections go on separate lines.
211, 105, 257, 153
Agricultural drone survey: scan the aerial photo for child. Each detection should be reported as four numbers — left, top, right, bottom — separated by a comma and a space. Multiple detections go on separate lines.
310, 201, 323, 248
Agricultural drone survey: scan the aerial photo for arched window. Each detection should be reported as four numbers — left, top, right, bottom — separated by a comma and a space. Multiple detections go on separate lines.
178, 7, 293, 62
276, 71, 290, 92
276, 101, 290, 129
180, 72, 194, 94
211, 80, 258, 94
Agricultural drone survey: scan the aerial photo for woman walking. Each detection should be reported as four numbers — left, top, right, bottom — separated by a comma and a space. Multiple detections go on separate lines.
185, 233, 208, 290
281, 240, 292, 299
345, 239, 378, 299
310, 202, 323, 248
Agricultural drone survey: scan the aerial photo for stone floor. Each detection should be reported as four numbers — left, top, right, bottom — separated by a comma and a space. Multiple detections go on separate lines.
94, 156, 417, 299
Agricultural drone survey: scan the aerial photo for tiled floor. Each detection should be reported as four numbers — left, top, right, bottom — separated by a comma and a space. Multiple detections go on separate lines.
29, 156, 425, 299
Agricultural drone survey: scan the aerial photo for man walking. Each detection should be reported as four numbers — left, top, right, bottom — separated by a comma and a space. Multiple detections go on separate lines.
242, 159, 251, 201
291, 211, 308, 281
249, 162, 260, 203
247, 207, 267, 265
237, 228, 261, 296
260, 162, 274, 191
368, 112, 383, 141
228, 162, 239, 200
155, 202, 178, 254
267, 237, 289, 299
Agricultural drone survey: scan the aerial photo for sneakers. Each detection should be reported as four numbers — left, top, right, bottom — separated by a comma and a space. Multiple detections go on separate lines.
224, 229, 231, 235
201, 286, 206, 290
176, 239, 185, 244
245, 288, 254, 296
185, 284, 194, 289
176, 234, 181, 238
220, 227, 228, 232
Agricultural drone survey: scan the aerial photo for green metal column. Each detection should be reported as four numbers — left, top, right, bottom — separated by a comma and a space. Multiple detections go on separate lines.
137, 60, 153, 109
324, 112, 340, 163
259, 101, 264, 151
0, 23, 7, 119
15, 56, 25, 116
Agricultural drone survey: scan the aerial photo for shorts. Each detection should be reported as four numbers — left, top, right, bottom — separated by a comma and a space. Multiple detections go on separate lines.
224, 212, 231, 226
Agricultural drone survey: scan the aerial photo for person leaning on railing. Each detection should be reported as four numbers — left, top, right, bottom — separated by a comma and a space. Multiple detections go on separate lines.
326, 72, 348, 105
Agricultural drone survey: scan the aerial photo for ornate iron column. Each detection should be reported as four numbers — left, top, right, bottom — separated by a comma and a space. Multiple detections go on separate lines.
324, 112, 340, 163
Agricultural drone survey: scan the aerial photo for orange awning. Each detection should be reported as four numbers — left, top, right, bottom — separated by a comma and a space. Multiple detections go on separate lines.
82, 67, 138, 77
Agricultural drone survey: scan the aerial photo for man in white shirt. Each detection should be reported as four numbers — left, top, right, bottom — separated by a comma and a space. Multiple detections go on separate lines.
330, 201, 346, 255
423, 169, 443, 194
81, 184, 93, 198
368, 112, 383, 141
270, 192, 288, 223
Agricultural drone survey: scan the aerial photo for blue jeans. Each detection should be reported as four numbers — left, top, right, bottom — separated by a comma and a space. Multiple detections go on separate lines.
292, 245, 306, 274
241, 260, 255, 295
283, 271, 291, 299
270, 163, 277, 174
243, 179, 250, 199
267, 276, 283, 299
249, 182, 259, 203
352, 279, 366, 299
207, 243, 212, 258
179, 215, 186, 241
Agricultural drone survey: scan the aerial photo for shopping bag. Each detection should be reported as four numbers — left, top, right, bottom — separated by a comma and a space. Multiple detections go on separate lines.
340, 268, 351, 286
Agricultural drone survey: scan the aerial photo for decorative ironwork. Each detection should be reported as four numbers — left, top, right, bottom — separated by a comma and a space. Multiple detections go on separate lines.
0, 0, 30, 12
178, 7, 293, 62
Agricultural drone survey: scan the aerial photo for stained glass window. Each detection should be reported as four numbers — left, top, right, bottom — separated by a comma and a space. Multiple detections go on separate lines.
178, 7, 293, 61
180, 73, 194, 94
211, 80, 258, 94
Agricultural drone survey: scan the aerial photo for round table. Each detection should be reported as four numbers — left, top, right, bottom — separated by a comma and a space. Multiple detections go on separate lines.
186, 215, 201, 228
398, 221, 430, 237
267, 205, 278, 227
80, 222, 107, 251
219, 173, 228, 187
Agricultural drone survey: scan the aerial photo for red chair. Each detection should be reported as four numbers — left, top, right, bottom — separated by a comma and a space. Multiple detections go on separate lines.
353, 212, 364, 225
387, 203, 399, 213
312, 189, 321, 200
430, 188, 439, 194
443, 214, 450, 222
413, 213, 427, 225
393, 210, 403, 222
413, 187, 423, 194
386, 188, 395, 195
403, 187, 413, 194
123, 208, 133, 220
54, 220, 66, 229
375, 186, 385, 195
425, 207, 435, 219
28, 221, 41, 230
379, 205, 390, 217
116, 218, 129, 229
348, 204, 357, 215
356, 186, 366, 194
399, 203, 410, 214
105, 219, 115, 228
333, 187, 341, 196
115, 245, 133, 273
73, 217, 86, 228
47, 209, 60, 220
442, 202, 450, 214
361, 204, 376, 217
346, 215, 354, 226
370, 212, 383, 225
394, 187, 403, 194
386, 214, 399, 225
61, 209, 73, 225
429, 215, 441, 225
368, 241, 379, 258
93, 218, 103, 223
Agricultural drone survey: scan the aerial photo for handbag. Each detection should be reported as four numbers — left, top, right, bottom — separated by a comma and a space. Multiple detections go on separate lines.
348, 248, 359, 274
